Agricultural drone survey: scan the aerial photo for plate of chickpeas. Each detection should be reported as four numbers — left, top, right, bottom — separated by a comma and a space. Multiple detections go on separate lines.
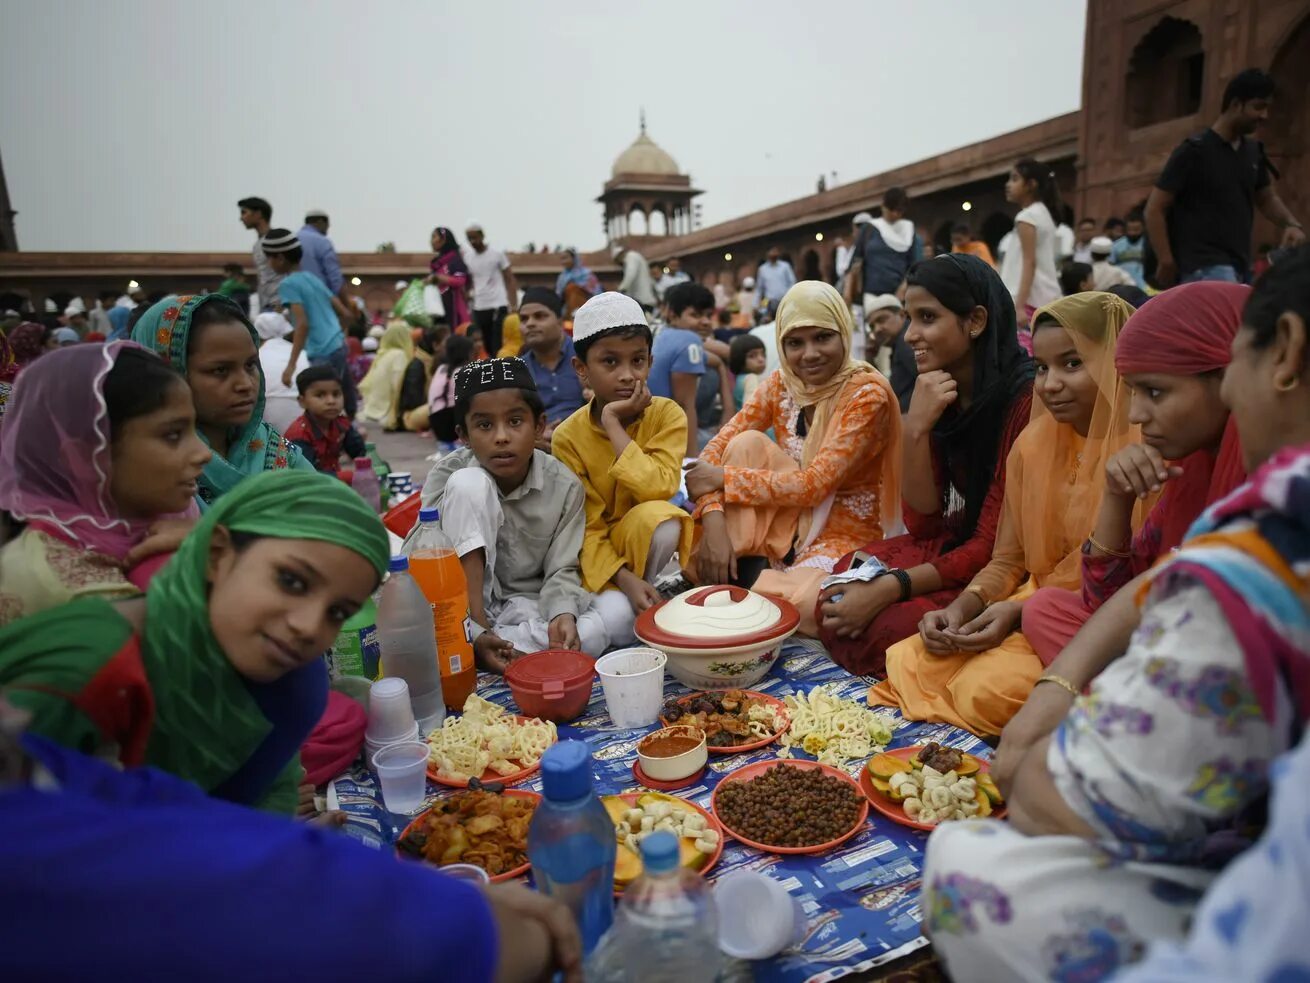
710, 760, 868, 854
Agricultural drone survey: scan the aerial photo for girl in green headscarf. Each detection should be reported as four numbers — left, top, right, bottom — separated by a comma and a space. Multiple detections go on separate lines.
131, 294, 315, 506
0, 469, 390, 813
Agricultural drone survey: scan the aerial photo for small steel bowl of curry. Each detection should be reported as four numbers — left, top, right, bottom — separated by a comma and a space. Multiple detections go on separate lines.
637, 724, 709, 782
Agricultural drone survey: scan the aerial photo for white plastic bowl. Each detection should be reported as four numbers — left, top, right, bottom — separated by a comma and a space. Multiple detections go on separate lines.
637, 725, 708, 781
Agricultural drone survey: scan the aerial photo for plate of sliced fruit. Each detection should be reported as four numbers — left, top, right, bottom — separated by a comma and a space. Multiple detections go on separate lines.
859, 742, 1005, 831
601, 791, 723, 892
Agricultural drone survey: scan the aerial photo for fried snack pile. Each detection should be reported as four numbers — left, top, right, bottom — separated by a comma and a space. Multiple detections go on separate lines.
398, 790, 536, 875
776, 686, 893, 768
426, 694, 557, 782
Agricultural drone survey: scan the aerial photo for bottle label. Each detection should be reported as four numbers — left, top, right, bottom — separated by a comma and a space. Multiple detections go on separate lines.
448, 654, 463, 674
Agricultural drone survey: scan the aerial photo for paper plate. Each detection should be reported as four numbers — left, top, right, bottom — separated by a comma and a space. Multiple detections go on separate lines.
659, 690, 791, 754
426, 714, 553, 789
397, 788, 541, 883
859, 745, 1006, 832
710, 759, 868, 855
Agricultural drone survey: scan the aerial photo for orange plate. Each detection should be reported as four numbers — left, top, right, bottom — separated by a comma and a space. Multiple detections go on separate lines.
710, 759, 868, 855
659, 690, 791, 755
858, 745, 1006, 832
426, 715, 553, 789
397, 788, 541, 883
603, 791, 724, 893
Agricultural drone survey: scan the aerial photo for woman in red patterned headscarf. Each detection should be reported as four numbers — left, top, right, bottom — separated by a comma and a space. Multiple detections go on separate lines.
1022, 282, 1250, 664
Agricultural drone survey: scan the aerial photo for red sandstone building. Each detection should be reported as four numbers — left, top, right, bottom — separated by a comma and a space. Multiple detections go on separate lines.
1, 0, 1306, 310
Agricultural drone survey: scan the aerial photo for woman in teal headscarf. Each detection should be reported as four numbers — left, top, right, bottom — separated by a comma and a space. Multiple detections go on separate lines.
0, 469, 390, 813
131, 294, 314, 506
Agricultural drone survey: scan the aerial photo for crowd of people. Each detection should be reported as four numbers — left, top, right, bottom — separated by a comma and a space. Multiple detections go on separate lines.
0, 65, 1308, 983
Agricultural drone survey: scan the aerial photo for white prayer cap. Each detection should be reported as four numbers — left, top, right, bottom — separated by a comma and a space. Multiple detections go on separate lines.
1090, 236, 1115, 256
362, 337, 379, 351
572, 291, 647, 345
863, 293, 902, 319
852, 212, 874, 225
741, 276, 756, 289
394, 279, 409, 291
253, 311, 293, 340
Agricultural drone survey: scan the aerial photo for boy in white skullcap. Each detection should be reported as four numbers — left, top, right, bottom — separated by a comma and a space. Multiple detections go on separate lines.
551, 293, 694, 614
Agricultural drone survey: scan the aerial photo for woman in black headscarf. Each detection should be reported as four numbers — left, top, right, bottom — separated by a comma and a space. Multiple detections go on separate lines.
817, 254, 1035, 676
425, 226, 470, 329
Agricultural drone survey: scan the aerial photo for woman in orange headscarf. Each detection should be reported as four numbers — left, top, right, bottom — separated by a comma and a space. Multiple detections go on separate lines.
685, 281, 902, 632
871, 291, 1144, 736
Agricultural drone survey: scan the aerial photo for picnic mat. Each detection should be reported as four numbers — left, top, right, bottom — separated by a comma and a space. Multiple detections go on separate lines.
331, 641, 989, 983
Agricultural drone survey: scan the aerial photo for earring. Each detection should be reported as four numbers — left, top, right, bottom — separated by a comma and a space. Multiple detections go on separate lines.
1276, 377, 1299, 392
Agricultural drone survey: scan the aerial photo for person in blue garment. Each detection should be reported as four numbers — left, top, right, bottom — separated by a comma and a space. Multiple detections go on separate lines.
0, 695, 582, 982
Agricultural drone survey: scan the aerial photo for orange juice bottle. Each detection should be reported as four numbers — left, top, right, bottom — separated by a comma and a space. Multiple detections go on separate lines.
405, 508, 477, 711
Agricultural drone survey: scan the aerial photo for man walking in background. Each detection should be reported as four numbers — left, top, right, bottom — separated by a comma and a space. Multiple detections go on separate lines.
613, 243, 658, 312
755, 246, 796, 316
463, 224, 517, 356
1146, 68, 1304, 285
298, 209, 347, 303
846, 187, 921, 305
238, 197, 283, 312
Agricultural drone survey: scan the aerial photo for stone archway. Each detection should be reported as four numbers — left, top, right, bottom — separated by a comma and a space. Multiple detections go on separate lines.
627, 207, 648, 236
1124, 17, 1204, 129
1266, 15, 1310, 237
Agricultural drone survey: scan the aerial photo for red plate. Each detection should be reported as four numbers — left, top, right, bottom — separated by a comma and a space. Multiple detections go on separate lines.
659, 690, 791, 754
426, 715, 555, 789
859, 745, 1006, 832
396, 788, 541, 883
603, 791, 723, 893
710, 759, 868, 855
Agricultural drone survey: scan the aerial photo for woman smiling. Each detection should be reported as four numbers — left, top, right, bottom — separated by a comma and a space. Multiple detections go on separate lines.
684, 280, 901, 631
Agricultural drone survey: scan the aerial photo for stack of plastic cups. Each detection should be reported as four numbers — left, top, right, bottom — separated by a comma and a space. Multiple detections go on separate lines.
364, 677, 420, 762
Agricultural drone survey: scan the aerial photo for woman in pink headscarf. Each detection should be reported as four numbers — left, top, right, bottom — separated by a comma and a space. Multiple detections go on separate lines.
0, 342, 211, 625
1021, 282, 1250, 664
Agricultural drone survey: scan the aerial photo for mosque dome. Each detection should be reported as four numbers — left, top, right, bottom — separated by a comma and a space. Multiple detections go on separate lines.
611, 127, 680, 177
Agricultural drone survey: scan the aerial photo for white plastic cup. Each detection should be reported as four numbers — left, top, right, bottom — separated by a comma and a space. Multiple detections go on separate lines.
372, 740, 431, 815
713, 870, 808, 960
594, 646, 667, 729
366, 677, 417, 742
440, 863, 491, 887
364, 722, 420, 763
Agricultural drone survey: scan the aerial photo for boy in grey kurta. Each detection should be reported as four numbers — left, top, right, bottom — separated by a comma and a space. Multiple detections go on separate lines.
410, 358, 635, 670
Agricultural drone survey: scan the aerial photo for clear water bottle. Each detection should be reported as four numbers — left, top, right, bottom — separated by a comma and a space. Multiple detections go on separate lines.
376, 556, 445, 734
588, 831, 721, 982
351, 456, 381, 512
527, 741, 616, 955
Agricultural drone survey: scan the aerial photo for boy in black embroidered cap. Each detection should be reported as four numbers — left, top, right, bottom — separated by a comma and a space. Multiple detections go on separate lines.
408, 357, 635, 672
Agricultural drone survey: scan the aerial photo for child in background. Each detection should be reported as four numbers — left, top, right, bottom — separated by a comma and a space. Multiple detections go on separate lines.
647, 282, 710, 459
728, 333, 766, 412
412, 358, 635, 668
552, 292, 694, 614
283, 365, 366, 473
429, 334, 475, 449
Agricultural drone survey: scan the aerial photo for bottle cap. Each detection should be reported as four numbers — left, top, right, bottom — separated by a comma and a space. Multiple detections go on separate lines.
640, 830, 679, 874
418, 507, 440, 523
355, 457, 374, 470
388, 555, 409, 573
539, 740, 594, 801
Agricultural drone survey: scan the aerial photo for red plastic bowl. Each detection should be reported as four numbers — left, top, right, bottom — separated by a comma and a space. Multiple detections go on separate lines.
383, 489, 422, 538
504, 648, 595, 722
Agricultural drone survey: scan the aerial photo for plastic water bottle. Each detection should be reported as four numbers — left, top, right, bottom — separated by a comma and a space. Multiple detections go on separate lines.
587, 831, 721, 982
528, 741, 616, 955
403, 508, 477, 711
351, 456, 381, 512
376, 556, 445, 734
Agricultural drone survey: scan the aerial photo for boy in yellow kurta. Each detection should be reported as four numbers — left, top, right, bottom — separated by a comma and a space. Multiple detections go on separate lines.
552, 293, 695, 614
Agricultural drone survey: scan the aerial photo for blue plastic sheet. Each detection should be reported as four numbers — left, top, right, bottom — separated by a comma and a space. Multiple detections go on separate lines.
332, 643, 990, 982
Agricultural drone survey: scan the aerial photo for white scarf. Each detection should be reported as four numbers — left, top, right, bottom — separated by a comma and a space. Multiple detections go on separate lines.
871, 217, 916, 253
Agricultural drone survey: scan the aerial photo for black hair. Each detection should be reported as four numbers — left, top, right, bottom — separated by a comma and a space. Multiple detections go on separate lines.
1222, 68, 1275, 111
728, 333, 766, 374
1125, 208, 1145, 223
1059, 262, 1093, 296
883, 186, 909, 213
103, 347, 187, 434
665, 282, 715, 319
1104, 216, 1125, 231
904, 258, 978, 319
237, 197, 272, 221
1106, 283, 1149, 309
1244, 244, 1310, 350
222, 263, 244, 276
1013, 158, 1064, 223
442, 334, 475, 370
574, 324, 653, 363
453, 385, 545, 432
98, 289, 119, 304
186, 296, 253, 356
951, 223, 972, 237
295, 364, 341, 395
1076, 217, 1097, 229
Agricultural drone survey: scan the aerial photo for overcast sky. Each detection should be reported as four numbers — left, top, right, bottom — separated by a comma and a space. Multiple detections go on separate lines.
0, 0, 1086, 254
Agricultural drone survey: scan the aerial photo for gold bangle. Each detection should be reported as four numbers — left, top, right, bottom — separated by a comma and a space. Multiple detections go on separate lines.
1087, 533, 1131, 559
963, 584, 990, 610
1037, 673, 1081, 698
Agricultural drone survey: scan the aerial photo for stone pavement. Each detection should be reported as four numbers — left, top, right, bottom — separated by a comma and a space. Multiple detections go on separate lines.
367, 426, 441, 485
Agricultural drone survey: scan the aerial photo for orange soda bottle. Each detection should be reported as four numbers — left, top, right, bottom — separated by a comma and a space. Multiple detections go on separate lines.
404, 507, 477, 711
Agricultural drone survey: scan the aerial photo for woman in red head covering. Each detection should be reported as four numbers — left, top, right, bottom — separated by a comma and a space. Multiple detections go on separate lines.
1022, 281, 1249, 665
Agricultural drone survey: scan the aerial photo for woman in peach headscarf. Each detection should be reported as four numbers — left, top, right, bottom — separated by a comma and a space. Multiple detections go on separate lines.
871, 291, 1144, 736
684, 280, 902, 633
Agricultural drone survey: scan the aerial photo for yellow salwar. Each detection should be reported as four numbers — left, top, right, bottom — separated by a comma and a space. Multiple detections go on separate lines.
552, 396, 694, 593
0, 529, 138, 627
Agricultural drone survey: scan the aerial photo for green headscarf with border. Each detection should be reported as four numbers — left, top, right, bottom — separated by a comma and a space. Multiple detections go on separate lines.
130, 293, 313, 505
0, 469, 390, 812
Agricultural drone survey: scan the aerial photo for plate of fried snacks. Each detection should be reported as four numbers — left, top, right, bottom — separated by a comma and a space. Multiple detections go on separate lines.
658, 690, 789, 753
711, 760, 868, 855
773, 685, 894, 769
860, 743, 1005, 831
396, 788, 540, 881
426, 694, 557, 788
602, 791, 722, 889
